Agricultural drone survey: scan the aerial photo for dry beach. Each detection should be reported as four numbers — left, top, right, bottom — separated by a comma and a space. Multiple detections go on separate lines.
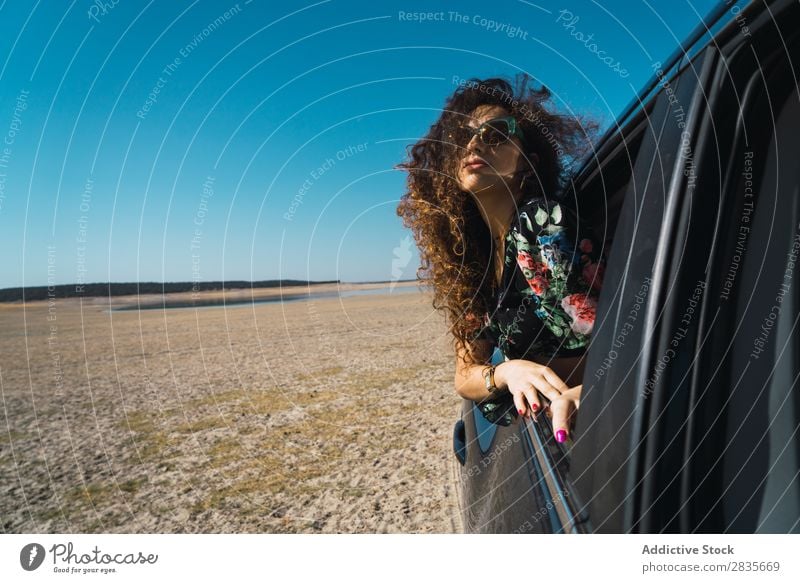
0, 282, 464, 533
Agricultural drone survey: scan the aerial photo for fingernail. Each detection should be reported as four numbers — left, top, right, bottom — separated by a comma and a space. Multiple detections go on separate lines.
555, 429, 568, 443
518, 409, 525, 415
532, 404, 539, 411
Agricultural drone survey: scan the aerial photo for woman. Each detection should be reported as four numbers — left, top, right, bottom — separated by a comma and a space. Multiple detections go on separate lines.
396, 74, 606, 443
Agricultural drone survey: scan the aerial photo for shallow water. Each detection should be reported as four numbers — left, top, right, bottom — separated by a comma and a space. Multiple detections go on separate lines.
108, 284, 423, 312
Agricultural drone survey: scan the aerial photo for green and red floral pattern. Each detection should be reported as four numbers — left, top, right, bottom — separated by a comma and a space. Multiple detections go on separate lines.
477, 196, 607, 360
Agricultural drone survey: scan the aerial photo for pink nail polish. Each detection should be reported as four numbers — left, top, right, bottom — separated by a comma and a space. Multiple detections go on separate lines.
555, 429, 567, 443
518, 409, 525, 415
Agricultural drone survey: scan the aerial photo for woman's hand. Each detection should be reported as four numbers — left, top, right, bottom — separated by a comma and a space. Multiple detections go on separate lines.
544, 384, 582, 443
494, 359, 569, 420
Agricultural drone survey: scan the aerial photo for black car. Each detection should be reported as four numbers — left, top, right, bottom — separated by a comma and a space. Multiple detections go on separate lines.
454, 0, 800, 534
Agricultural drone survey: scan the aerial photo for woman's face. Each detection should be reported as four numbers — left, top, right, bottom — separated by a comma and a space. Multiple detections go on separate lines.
453, 104, 530, 196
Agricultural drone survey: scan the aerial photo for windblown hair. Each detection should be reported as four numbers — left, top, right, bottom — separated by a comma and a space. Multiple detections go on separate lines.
395, 73, 597, 365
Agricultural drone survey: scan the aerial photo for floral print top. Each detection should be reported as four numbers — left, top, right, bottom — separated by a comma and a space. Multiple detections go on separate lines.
475, 195, 607, 361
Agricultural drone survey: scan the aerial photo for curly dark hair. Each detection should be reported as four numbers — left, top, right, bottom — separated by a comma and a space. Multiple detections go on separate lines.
395, 73, 598, 366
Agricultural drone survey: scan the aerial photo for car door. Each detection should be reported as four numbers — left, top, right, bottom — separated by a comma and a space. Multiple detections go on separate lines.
455, 346, 565, 533
573, 0, 800, 533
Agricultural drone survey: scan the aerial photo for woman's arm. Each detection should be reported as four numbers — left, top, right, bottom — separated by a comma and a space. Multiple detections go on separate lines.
454, 339, 569, 418
453, 338, 497, 401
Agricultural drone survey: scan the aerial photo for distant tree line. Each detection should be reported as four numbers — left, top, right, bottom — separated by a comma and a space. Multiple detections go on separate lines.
0, 280, 341, 302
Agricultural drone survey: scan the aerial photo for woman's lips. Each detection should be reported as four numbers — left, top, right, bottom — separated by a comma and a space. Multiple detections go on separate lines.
463, 159, 488, 172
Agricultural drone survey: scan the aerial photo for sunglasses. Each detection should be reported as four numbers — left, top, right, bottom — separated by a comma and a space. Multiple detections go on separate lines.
446, 115, 526, 147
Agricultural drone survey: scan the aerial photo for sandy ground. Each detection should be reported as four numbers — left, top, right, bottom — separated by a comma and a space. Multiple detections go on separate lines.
0, 282, 465, 533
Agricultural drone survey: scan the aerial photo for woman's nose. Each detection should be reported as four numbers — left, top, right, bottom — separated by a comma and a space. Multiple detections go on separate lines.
465, 132, 483, 153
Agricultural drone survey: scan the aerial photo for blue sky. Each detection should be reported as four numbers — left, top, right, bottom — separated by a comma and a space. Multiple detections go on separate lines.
0, 0, 721, 288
